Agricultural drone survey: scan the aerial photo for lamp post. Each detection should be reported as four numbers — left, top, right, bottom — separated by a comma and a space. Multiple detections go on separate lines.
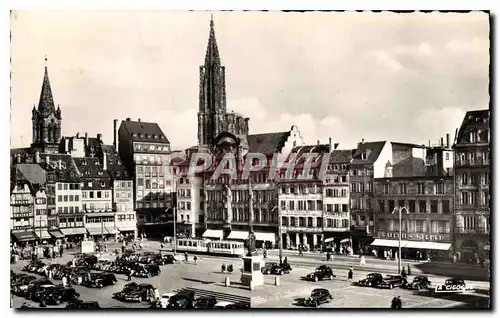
166, 207, 176, 254
271, 206, 282, 264
392, 206, 408, 274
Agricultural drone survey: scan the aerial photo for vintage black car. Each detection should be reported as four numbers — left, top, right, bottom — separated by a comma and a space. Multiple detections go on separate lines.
167, 290, 196, 309
193, 296, 217, 309
25, 279, 54, 297
82, 273, 117, 288
22, 261, 46, 273
261, 262, 279, 274
299, 288, 333, 307
358, 273, 384, 287
29, 284, 58, 302
436, 278, 468, 293
133, 264, 161, 278
226, 302, 251, 309
155, 254, 176, 265
41, 287, 80, 305
113, 283, 155, 302
407, 276, 431, 290
66, 299, 100, 309
377, 275, 407, 289
11, 276, 38, 295
305, 266, 336, 282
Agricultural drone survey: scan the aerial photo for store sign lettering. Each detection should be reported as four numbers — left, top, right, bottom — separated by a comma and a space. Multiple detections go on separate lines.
377, 231, 450, 242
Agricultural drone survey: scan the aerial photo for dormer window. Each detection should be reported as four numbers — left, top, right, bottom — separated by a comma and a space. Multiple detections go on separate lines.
101, 181, 106, 187
132, 133, 137, 137
154, 135, 159, 139
361, 152, 367, 160
160, 135, 164, 139
470, 130, 478, 143
88, 182, 93, 187
98, 171, 103, 175
95, 161, 100, 166
82, 161, 87, 166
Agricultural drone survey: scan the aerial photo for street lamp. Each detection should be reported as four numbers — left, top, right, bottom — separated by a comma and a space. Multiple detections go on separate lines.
271, 206, 282, 264
166, 207, 176, 254
392, 206, 408, 274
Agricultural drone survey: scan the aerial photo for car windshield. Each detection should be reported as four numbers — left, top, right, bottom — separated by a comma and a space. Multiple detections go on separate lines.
413, 277, 422, 282
367, 274, 376, 279
311, 290, 322, 296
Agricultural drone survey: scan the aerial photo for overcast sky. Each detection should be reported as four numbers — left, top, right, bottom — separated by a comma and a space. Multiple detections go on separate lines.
10, 11, 489, 150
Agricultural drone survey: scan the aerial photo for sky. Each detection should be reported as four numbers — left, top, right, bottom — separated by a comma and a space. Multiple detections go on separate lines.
10, 11, 490, 151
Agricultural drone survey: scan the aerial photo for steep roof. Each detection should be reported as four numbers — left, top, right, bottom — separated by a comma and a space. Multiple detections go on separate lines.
247, 131, 291, 154
15, 164, 47, 186
455, 109, 490, 145
38, 153, 81, 183
351, 141, 386, 165
74, 157, 112, 190
121, 120, 170, 144
101, 145, 132, 180
328, 149, 355, 164
204, 16, 221, 67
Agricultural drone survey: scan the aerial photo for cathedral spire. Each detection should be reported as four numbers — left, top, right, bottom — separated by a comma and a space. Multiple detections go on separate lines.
205, 15, 221, 66
37, 55, 56, 117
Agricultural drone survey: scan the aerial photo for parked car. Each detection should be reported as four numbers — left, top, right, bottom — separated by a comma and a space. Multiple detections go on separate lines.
66, 299, 100, 309
29, 284, 57, 302
299, 288, 333, 307
407, 276, 432, 290
358, 273, 384, 287
226, 302, 251, 308
41, 287, 80, 305
114, 283, 155, 302
11, 276, 40, 296
193, 296, 217, 309
25, 279, 54, 298
154, 254, 176, 265
436, 278, 468, 293
82, 273, 117, 288
261, 262, 279, 274
377, 275, 407, 289
133, 264, 161, 278
158, 292, 176, 308
167, 290, 195, 309
22, 261, 46, 273
305, 266, 336, 282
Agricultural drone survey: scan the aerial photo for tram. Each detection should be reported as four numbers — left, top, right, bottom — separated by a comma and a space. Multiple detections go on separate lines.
175, 238, 245, 257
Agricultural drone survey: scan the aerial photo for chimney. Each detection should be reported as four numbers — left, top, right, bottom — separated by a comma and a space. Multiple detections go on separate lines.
446, 133, 450, 148
361, 138, 365, 144
64, 138, 69, 153
428, 140, 431, 147
76, 132, 80, 138
317, 140, 320, 145
103, 152, 107, 171
138, 118, 141, 122
35, 151, 40, 164
113, 119, 118, 152
58, 159, 62, 169
126, 117, 131, 121
329, 138, 333, 152
97, 133, 102, 142
440, 137, 444, 148
84, 132, 88, 147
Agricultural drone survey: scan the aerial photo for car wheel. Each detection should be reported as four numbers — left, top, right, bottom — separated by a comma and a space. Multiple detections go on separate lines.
390, 284, 394, 289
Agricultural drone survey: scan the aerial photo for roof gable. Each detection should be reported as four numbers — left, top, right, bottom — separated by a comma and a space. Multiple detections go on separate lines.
121, 120, 170, 144
247, 131, 290, 154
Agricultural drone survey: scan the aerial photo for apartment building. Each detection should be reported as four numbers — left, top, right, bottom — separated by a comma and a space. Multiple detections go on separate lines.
33, 187, 50, 241
453, 109, 490, 262
10, 182, 36, 244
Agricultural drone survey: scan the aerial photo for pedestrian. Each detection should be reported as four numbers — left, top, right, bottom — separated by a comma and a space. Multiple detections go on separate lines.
396, 296, 402, 308
154, 288, 160, 302
184, 252, 188, 262
160, 243, 164, 249
298, 246, 303, 256
121, 245, 125, 254
284, 257, 288, 265
62, 275, 68, 287
348, 267, 353, 282
60, 245, 64, 258
193, 255, 198, 265
390, 297, 398, 309
407, 264, 411, 276
327, 252, 331, 261
401, 267, 407, 278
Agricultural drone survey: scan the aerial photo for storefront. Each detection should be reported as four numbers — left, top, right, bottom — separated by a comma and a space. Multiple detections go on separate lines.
34, 230, 52, 243
11, 231, 37, 246
60, 227, 88, 242
371, 231, 453, 261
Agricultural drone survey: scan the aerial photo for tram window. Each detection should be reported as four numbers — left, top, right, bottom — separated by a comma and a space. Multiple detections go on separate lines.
224, 243, 229, 249
193, 242, 197, 247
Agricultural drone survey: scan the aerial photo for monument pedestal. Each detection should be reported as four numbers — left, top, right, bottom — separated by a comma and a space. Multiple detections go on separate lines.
240, 254, 264, 290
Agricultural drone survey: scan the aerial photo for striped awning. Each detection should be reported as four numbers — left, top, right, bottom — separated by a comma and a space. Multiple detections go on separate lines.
227, 231, 248, 240
105, 226, 117, 234
12, 231, 37, 242
49, 230, 64, 238
254, 232, 276, 243
34, 230, 52, 240
202, 229, 223, 240
86, 227, 106, 235
118, 226, 137, 232
60, 227, 88, 236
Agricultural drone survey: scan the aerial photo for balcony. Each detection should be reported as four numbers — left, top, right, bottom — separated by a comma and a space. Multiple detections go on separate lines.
455, 226, 489, 235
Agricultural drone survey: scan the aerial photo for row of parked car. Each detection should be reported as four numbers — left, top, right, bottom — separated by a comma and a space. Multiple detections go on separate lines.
358, 273, 468, 292
261, 262, 293, 275
11, 271, 100, 308
112, 283, 250, 309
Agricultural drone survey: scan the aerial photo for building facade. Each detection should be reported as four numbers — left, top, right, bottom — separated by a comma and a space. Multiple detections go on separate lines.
453, 109, 490, 262
10, 182, 36, 244
117, 117, 173, 238
373, 176, 454, 261
33, 188, 50, 242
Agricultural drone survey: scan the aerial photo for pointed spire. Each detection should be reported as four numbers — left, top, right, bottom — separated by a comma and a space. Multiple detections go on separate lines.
38, 55, 56, 117
205, 15, 221, 66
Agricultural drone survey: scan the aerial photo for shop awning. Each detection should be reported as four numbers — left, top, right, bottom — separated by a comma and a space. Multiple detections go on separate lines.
324, 237, 335, 243
118, 226, 137, 232
105, 226, 117, 234
12, 231, 37, 242
60, 227, 88, 236
86, 227, 107, 235
202, 229, 223, 240
405, 241, 452, 251
49, 230, 64, 238
254, 232, 276, 243
34, 230, 51, 240
370, 239, 409, 248
340, 238, 350, 243
227, 231, 248, 240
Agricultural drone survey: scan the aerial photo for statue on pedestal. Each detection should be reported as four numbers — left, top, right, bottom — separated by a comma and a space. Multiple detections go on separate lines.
246, 231, 257, 256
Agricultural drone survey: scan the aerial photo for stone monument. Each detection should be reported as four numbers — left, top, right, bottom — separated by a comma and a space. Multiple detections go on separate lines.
240, 231, 264, 290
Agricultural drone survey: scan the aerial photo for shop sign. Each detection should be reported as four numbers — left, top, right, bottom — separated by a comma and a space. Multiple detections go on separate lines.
377, 231, 451, 242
